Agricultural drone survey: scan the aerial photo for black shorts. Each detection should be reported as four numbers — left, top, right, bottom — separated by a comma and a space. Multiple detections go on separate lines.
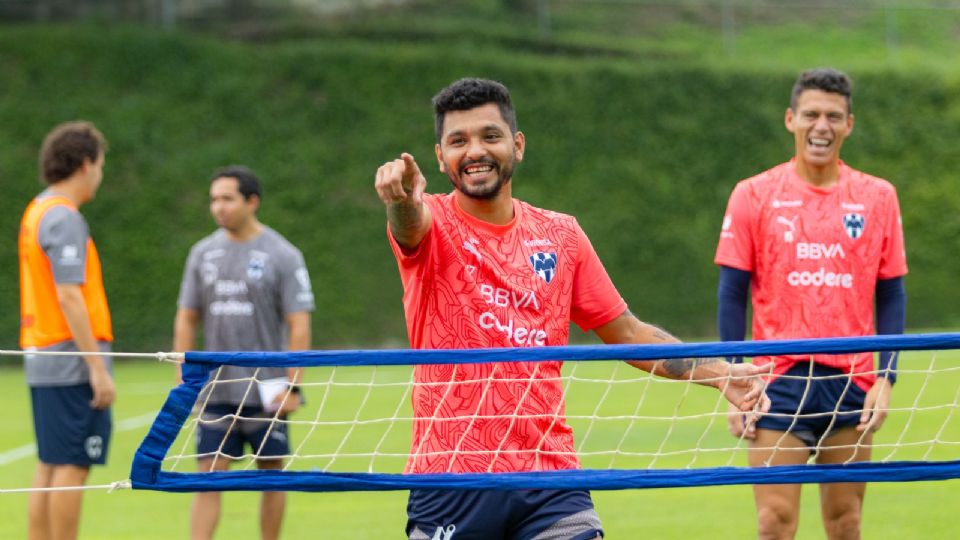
407, 488, 603, 540
756, 362, 867, 447
31, 384, 112, 466
196, 404, 290, 460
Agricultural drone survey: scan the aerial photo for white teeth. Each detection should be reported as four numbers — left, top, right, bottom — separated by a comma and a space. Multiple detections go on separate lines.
810, 138, 830, 147
465, 165, 493, 174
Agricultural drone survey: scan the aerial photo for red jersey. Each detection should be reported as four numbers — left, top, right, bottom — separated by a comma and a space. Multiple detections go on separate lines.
715, 160, 907, 391
389, 193, 626, 474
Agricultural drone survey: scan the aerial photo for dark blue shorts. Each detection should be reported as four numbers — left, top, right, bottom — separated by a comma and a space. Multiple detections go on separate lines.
406, 488, 603, 540
31, 384, 111, 466
196, 404, 290, 460
756, 362, 867, 447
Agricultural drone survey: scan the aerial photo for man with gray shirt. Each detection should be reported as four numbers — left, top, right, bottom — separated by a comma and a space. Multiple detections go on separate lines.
174, 165, 314, 540
19, 121, 115, 540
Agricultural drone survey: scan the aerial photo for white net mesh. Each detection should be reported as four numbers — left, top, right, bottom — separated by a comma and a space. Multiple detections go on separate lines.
162, 349, 960, 477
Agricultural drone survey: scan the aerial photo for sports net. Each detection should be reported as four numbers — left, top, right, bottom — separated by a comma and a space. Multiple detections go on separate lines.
131, 334, 960, 492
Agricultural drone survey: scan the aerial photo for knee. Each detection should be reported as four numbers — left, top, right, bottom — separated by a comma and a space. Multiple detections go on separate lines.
756, 505, 798, 539
823, 506, 861, 539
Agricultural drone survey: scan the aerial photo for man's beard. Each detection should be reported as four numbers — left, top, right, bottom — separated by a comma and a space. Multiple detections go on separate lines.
446, 157, 514, 200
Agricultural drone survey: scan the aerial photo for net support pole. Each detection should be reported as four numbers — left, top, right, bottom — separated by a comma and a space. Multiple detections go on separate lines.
130, 361, 213, 487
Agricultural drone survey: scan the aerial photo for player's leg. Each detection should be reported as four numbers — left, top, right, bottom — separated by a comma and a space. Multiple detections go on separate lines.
48, 464, 90, 540
816, 428, 870, 540
191, 408, 242, 540
247, 408, 291, 540
747, 363, 821, 539
29, 384, 110, 540
749, 429, 809, 540
813, 373, 871, 540
190, 457, 231, 540
28, 462, 54, 540
256, 458, 285, 540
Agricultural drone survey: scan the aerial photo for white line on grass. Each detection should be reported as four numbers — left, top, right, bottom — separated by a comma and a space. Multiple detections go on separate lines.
0, 411, 157, 466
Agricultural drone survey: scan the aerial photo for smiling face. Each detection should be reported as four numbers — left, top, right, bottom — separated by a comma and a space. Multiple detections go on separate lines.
785, 89, 854, 171
434, 102, 525, 201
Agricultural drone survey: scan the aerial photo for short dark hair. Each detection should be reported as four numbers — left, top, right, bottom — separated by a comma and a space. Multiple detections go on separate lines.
790, 68, 853, 112
432, 78, 518, 143
39, 121, 107, 185
211, 165, 262, 201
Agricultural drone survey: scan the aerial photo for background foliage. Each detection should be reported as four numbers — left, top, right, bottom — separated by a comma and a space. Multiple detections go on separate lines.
2, 3, 960, 353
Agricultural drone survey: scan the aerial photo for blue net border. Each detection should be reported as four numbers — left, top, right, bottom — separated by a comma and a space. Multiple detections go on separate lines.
131, 333, 960, 492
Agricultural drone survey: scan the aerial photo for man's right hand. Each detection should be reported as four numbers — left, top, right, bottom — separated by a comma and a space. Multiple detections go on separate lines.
727, 401, 758, 439
375, 153, 427, 206
88, 365, 116, 410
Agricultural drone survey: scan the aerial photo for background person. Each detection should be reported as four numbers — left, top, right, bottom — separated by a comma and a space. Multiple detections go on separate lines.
19, 120, 115, 540
715, 68, 908, 540
173, 165, 315, 540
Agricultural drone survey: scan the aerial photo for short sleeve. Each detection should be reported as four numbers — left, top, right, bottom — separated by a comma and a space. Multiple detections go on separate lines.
38, 206, 88, 284
570, 223, 627, 332
279, 249, 316, 314
177, 246, 204, 310
714, 181, 755, 272
878, 188, 908, 279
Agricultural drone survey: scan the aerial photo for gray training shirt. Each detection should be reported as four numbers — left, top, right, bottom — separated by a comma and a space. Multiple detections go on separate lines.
25, 192, 113, 387
178, 226, 315, 406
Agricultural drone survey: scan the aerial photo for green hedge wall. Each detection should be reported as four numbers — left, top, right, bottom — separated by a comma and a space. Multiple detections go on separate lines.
2, 26, 959, 353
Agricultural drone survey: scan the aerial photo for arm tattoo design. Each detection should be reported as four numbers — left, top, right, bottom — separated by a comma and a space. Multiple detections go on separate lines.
652, 329, 671, 341
387, 200, 422, 240
660, 357, 721, 378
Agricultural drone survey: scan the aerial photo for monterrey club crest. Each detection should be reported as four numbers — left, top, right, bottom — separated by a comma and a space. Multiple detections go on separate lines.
247, 254, 266, 280
843, 213, 865, 239
529, 252, 558, 284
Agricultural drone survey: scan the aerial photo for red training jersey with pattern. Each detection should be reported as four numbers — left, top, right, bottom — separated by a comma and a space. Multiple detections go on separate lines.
389, 192, 627, 474
714, 160, 907, 392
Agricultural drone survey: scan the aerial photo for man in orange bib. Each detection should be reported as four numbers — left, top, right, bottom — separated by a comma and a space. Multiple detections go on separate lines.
19, 121, 115, 540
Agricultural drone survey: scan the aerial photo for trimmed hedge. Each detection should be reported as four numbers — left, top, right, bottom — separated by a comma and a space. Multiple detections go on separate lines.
2, 26, 959, 353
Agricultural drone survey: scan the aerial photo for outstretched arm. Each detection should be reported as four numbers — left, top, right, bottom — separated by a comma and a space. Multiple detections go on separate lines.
593, 311, 769, 414
375, 153, 432, 250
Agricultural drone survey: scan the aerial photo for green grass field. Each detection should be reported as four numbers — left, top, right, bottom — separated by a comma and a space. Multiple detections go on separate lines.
1, 350, 958, 538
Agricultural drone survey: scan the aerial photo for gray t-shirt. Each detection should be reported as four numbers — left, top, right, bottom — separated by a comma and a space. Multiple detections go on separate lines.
178, 226, 315, 406
26, 193, 113, 386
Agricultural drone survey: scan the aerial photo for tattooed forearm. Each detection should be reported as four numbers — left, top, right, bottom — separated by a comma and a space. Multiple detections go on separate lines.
660, 357, 722, 378
387, 200, 423, 243
652, 328, 671, 341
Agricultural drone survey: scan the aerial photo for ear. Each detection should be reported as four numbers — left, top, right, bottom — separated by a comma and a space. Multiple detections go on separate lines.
846, 113, 855, 136
248, 194, 261, 212
514, 131, 525, 162
77, 157, 94, 174
784, 107, 795, 133
435, 143, 446, 173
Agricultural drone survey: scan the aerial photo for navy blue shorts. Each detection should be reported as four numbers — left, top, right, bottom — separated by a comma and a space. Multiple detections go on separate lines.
406, 489, 603, 540
196, 404, 290, 460
31, 384, 111, 466
756, 362, 867, 447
